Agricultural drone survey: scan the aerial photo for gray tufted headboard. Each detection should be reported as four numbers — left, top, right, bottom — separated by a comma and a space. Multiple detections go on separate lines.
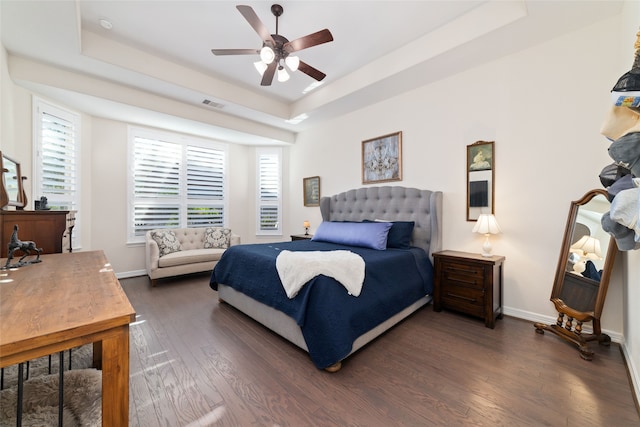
319, 186, 443, 260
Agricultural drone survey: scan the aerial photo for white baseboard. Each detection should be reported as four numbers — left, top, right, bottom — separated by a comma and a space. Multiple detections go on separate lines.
621, 342, 640, 411
115, 269, 146, 279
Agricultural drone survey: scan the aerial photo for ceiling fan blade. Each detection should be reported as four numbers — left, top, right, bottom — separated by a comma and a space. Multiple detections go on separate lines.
236, 5, 275, 44
261, 62, 277, 86
284, 29, 333, 53
211, 48, 259, 56
298, 61, 326, 82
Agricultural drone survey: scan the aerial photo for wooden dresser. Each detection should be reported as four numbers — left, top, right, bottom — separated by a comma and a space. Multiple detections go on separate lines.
0, 210, 75, 257
433, 250, 505, 329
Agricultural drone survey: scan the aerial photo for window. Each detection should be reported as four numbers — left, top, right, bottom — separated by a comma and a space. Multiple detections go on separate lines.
128, 127, 227, 242
256, 147, 282, 235
33, 97, 81, 248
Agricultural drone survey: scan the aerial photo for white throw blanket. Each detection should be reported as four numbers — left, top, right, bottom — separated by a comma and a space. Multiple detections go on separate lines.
275, 250, 365, 298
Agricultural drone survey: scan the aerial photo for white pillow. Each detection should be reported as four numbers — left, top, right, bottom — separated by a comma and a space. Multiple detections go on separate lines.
203, 227, 232, 249
150, 230, 182, 257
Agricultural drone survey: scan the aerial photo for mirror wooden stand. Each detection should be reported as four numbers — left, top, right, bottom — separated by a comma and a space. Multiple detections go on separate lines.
534, 189, 618, 360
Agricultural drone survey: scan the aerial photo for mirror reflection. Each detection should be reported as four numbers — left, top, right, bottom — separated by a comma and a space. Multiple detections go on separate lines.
565, 194, 611, 283
3, 156, 19, 203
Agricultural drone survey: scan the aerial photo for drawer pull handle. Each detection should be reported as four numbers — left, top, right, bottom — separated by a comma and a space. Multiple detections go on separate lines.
447, 278, 478, 286
447, 267, 480, 274
447, 293, 477, 303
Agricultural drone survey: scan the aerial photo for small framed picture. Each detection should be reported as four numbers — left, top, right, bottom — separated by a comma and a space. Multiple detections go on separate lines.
362, 131, 402, 184
303, 176, 320, 207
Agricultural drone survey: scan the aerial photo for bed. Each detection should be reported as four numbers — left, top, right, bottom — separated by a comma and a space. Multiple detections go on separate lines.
210, 186, 442, 371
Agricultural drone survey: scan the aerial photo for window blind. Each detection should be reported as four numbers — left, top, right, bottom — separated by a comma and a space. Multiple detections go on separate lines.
129, 129, 227, 240
257, 149, 281, 234
40, 111, 77, 210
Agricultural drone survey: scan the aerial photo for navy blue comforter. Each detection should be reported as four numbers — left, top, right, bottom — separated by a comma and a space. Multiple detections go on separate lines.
210, 240, 433, 369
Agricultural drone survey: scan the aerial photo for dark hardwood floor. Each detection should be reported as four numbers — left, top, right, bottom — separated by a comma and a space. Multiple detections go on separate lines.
121, 273, 640, 426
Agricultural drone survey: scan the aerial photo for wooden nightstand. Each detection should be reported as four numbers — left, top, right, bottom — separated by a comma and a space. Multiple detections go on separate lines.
291, 234, 313, 241
433, 250, 505, 329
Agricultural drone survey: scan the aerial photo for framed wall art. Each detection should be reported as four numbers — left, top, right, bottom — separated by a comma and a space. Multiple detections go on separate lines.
362, 131, 402, 184
303, 176, 320, 207
467, 140, 495, 221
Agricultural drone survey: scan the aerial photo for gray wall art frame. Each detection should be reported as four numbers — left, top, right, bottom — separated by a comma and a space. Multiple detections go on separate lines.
467, 140, 495, 221
362, 131, 402, 184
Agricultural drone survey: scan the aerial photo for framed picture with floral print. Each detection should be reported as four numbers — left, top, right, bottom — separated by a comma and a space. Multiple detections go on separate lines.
362, 131, 402, 184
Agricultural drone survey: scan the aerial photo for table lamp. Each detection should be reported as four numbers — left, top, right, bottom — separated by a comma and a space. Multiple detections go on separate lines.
303, 221, 310, 235
569, 235, 602, 275
472, 214, 501, 257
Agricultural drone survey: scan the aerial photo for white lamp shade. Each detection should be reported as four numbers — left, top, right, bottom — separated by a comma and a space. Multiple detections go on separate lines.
472, 214, 501, 235
570, 235, 602, 260
253, 61, 267, 76
277, 66, 290, 82
285, 55, 300, 71
260, 46, 275, 64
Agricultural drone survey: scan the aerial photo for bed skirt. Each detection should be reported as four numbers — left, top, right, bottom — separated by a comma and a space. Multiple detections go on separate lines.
217, 284, 431, 362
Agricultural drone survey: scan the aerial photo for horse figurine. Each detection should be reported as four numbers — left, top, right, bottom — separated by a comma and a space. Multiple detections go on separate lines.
4, 224, 42, 268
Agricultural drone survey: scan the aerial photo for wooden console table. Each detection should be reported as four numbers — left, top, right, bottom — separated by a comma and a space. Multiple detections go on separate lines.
0, 251, 136, 426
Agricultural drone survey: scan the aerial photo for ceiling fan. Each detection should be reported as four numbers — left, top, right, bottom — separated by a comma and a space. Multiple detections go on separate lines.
211, 4, 333, 86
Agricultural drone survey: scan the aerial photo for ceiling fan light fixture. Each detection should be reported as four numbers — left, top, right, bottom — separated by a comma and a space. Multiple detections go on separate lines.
260, 46, 275, 64
285, 55, 300, 72
254, 61, 268, 76
277, 66, 290, 82
211, 4, 333, 86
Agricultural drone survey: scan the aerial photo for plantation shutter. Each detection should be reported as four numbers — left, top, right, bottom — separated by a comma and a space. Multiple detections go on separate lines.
33, 98, 81, 249
132, 137, 181, 235
128, 127, 228, 241
40, 111, 77, 210
257, 148, 282, 234
186, 145, 225, 227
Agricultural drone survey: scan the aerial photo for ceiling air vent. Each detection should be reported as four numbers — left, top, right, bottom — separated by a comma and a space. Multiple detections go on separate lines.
202, 99, 224, 109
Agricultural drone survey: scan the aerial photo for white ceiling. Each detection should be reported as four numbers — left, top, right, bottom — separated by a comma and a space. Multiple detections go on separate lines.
0, 1, 624, 144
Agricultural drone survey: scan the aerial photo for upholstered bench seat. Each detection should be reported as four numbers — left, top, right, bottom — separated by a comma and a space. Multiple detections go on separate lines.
145, 227, 240, 286
157, 248, 226, 268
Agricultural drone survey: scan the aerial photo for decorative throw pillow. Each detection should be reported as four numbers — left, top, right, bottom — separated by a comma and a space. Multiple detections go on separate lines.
203, 227, 232, 249
366, 219, 415, 249
311, 221, 392, 250
150, 230, 182, 257
380, 220, 415, 249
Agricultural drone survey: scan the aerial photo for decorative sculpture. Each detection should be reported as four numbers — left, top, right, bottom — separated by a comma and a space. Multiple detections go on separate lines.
3, 224, 42, 269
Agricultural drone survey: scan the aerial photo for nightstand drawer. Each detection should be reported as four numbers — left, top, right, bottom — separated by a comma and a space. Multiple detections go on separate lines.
441, 262, 484, 289
441, 284, 485, 316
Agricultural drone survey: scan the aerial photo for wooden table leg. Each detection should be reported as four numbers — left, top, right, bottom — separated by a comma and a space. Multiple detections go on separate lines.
101, 325, 130, 426
93, 341, 103, 369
